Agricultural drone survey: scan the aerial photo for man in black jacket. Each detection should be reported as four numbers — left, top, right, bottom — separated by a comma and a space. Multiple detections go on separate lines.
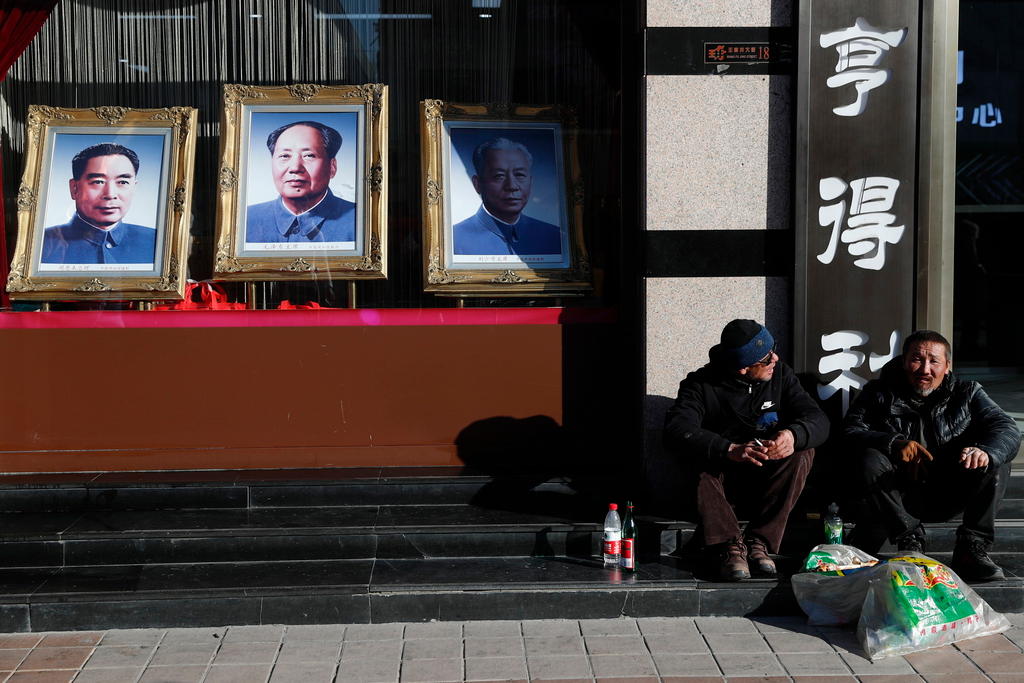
844, 329, 1021, 580
664, 320, 830, 581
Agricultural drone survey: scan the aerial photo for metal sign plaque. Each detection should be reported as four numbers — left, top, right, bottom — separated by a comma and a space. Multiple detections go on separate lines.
795, 0, 922, 419
704, 42, 773, 64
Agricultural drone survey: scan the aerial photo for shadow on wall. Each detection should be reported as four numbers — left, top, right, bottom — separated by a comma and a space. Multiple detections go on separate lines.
454, 415, 607, 521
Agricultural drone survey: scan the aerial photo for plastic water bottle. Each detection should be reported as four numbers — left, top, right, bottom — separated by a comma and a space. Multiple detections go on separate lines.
602, 503, 621, 567
824, 503, 843, 544
620, 501, 637, 571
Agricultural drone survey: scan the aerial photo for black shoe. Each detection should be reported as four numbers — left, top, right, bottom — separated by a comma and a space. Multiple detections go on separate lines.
896, 526, 926, 554
952, 536, 1005, 581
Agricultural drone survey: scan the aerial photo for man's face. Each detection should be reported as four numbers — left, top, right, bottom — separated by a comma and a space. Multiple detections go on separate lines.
271, 125, 337, 210
903, 341, 951, 396
471, 148, 533, 223
738, 347, 778, 382
69, 154, 137, 228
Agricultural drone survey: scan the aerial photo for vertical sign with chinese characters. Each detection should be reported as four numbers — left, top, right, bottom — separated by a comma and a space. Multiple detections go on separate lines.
796, 1, 921, 418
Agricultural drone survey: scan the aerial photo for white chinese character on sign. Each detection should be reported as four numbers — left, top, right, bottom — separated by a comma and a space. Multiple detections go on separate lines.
818, 330, 899, 414
971, 103, 1003, 127
817, 176, 905, 271
955, 106, 964, 123
819, 17, 908, 117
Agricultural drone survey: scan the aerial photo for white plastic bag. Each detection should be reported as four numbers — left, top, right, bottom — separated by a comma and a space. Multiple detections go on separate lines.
857, 553, 1010, 659
792, 544, 882, 626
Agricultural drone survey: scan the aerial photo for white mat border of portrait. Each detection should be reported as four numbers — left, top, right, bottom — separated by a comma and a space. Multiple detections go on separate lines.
33, 127, 170, 275
442, 120, 570, 269
238, 105, 364, 256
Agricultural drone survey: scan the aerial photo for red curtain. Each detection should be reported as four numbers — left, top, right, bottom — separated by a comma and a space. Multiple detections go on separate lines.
0, 0, 59, 308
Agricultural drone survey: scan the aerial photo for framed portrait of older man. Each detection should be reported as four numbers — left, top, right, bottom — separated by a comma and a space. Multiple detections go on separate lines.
420, 101, 590, 296
214, 84, 388, 281
6, 105, 197, 301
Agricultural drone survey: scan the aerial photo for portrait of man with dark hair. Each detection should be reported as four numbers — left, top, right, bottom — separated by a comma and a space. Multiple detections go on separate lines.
245, 120, 356, 244
40, 142, 156, 265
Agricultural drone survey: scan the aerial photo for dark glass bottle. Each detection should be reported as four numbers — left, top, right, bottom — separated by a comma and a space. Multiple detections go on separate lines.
621, 501, 637, 571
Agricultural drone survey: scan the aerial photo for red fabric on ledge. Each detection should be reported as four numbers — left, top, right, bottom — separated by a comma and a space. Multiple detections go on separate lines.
0, 0, 59, 308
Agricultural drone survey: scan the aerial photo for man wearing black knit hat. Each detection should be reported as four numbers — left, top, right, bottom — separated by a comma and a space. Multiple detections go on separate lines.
664, 320, 830, 580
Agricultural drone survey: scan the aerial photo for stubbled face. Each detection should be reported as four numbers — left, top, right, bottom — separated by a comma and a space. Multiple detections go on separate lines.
70, 155, 137, 228
271, 125, 337, 212
738, 349, 778, 382
472, 148, 532, 223
903, 341, 951, 396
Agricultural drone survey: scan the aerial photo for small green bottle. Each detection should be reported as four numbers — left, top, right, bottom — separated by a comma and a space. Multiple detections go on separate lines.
824, 503, 843, 544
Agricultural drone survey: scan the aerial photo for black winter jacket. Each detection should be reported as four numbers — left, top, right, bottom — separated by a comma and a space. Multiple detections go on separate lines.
842, 357, 1021, 466
663, 361, 830, 462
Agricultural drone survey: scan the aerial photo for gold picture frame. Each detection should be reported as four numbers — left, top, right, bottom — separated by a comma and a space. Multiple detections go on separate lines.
213, 84, 388, 281
420, 101, 591, 296
6, 105, 198, 301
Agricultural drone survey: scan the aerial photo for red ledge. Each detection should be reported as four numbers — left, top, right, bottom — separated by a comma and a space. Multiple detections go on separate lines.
0, 307, 617, 329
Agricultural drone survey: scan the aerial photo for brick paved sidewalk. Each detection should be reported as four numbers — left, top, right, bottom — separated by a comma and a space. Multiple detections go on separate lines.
0, 614, 1021, 682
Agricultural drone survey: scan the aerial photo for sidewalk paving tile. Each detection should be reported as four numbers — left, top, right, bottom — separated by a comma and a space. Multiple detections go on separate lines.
752, 616, 820, 634
7, 672, 78, 682
920, 675, 993, 683
525, 635, 586, 657
765, 632, 836, 653
99, 629, 164, 646
903, 645, 980, 673
579, 618, 640, 636
465, 655, 529, 681
463, 637, 524, 658
138, 665, 207, 683
839, 650, 917, 674
0, 651, 29, 670
81, 644, 154, 668
588, 653, 657, 677
0, 636, 41, 649
989, 675, 1024, 683
398, 657, 462, 682
203, 663, 273, 683
282, 624, 345, 641
965, 650, 1024, 673
160, 628, 225, 645
148, 643, 218, 667
584, 635, 647, 655
522, 620, 581, 638
401, 637, 462, 660
335, 656, 400, 682
463, 620, 521, 638
343, 624, 404, 641
856, 676, 926, 682
955, 633, 1021, 652
713, 652, 785, 676
221, 625, 284, 643
72, 667, 145, 682
778, 652, 852, 675
38, 633, 101, 648
402, 622, 462, 640
340, 638, 402, 660
651, 652, 720, 677
525, 654, 591, 679
211, 641, 279, 664
790, 677, 858, 683
275, 639, 341, 663
636, 617, 698, 636
18, 647, 92, 671
694, 616, 759, 634
704, 632, 771, 653
268, 661, 338, 682
643, 634, 709, 654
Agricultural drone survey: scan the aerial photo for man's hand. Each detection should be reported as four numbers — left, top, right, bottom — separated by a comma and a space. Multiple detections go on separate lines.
763, 429, 795, 460
726, 441, 769, 467
894, 439, 933, 480
960, 446, 990, 470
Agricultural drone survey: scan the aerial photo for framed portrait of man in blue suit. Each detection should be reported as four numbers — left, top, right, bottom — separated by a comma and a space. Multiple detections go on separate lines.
420, 101, 591, 297
6, 105, 197, 302
214, 84, 389, 282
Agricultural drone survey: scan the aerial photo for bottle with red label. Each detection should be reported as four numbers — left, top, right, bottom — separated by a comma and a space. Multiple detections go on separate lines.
621, 501, 637, 571
602, 503, 621, 567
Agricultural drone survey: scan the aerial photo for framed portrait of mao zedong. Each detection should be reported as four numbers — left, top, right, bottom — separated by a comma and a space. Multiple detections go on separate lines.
6, 105, 197, 301
214, 84, 388, 282
420, 101, 590, 296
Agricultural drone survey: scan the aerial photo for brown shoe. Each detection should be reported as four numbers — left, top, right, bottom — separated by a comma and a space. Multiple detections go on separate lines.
715, 540, 750, 581
745, 536, 777, 576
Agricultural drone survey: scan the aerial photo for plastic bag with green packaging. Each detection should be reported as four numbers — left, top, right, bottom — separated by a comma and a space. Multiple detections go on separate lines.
792, 544, 882, 625
858, 552, 1010, 659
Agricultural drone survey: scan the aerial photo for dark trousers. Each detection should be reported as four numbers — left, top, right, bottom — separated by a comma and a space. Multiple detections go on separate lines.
696, 448, 815, 553
851, 447, 1009, 544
